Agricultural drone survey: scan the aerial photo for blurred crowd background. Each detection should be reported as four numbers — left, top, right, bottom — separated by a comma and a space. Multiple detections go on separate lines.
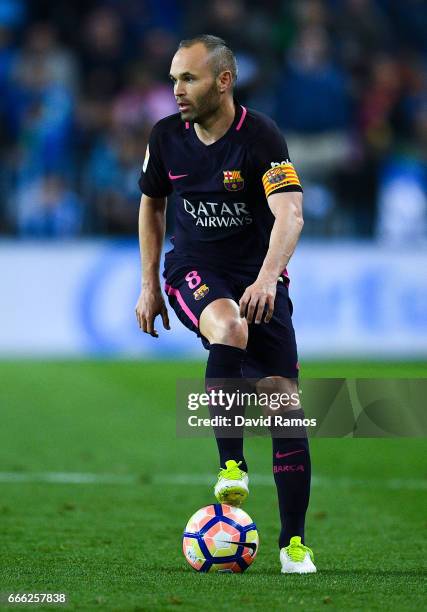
0, 0, 426, 242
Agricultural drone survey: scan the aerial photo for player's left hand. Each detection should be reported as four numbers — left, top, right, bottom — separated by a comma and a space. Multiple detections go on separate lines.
239, 278, 277, 324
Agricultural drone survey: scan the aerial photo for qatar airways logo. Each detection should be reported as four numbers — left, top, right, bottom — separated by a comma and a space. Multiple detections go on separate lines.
183, 199, 253, 228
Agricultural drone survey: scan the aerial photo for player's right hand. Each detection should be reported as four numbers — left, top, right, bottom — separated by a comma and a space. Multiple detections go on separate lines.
135, 285, 170, 338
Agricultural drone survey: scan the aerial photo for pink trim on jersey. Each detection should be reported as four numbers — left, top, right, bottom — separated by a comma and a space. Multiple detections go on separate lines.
236, 106, 247, 131
185, 121, 190, 129
164, 282, 199, 327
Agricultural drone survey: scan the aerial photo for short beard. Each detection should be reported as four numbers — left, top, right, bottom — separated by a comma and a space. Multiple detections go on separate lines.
184, 81, 221, 125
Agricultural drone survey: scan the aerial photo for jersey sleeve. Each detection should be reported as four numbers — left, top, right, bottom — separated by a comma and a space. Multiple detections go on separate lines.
138, 123, 173, 197
249, 119, 302, 199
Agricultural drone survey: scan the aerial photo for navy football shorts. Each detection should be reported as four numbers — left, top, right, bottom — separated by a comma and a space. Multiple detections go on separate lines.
164, 266, 299, 379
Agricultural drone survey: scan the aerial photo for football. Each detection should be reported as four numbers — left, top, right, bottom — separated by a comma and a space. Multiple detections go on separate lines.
182, 503, 259, 573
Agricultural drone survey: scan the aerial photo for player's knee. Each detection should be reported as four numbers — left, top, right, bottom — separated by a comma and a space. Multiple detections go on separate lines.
211, 316, 248, 349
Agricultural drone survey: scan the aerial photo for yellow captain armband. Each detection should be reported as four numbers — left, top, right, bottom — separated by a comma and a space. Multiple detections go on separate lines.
262, 162, 301, 198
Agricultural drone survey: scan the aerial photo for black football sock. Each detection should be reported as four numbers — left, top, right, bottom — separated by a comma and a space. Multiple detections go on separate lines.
206, 343, 248, 472
270, 408, 311, 548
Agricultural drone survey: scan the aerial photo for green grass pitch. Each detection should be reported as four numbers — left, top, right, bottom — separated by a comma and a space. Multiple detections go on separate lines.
0, 360, 426, 611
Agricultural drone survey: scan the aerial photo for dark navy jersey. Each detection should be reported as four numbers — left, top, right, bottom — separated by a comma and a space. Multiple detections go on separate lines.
139, 102, 302, 278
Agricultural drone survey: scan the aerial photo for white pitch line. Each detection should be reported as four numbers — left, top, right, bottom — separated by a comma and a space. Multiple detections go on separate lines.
0, 472, 135, 485
0, 472, 425, 490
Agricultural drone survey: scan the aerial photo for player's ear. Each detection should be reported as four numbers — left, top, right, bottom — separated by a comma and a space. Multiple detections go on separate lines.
218, 70, 232, 94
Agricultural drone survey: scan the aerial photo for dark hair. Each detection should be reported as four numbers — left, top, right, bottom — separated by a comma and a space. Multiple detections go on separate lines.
178, 34, 238, 85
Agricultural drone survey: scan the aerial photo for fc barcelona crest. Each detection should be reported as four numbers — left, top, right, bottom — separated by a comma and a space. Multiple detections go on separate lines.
223, 170, 244, 191
193, 284, 209, 300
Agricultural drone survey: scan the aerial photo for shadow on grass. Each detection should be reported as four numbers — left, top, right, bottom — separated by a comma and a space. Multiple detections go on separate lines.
247, 568, 426, 578
143, 567, 427, 579
318, 569, 427, 578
